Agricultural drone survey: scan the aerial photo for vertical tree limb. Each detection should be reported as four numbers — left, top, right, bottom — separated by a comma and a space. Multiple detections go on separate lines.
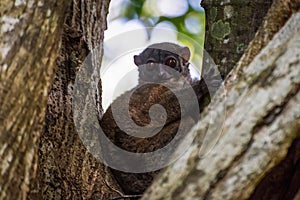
0, 0, 70, 199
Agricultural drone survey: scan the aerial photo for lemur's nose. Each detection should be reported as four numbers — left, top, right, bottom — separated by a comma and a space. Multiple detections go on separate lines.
158, 65, 172, 80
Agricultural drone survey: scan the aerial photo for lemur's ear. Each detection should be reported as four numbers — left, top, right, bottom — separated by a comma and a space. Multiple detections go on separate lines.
134, 55, 142, 66
180, 47, 190, 62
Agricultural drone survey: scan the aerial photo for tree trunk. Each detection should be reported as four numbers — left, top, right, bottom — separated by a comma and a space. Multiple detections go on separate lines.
0, 1, 69, 199
142, 1, 300, 200
0, 0, 123, 199
28, 0, 123, 199
202, 0, 272, 77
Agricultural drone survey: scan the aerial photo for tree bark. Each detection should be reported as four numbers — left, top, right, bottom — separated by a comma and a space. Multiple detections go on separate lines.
28, 0, 124, 199
142, 1, 300, 200
0, 0, 69, 199
202, 0, 272, 77
233, 0, 300, 80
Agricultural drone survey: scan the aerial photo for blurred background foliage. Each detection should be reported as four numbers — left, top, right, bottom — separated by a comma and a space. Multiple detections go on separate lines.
101, 0, 205, 110
106, 0, 205, 63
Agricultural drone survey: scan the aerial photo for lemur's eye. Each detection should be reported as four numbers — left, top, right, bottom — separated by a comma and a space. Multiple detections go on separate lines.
146, 59, 155, 70
146, 59, 155, 64
165, 58, 177, 68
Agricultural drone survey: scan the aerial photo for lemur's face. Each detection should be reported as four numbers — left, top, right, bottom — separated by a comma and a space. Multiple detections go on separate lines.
134, 43, 191, 83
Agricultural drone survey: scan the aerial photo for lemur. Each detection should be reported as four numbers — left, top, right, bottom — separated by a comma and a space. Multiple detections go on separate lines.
134, 42, 193, 84
99, 42, 221, 197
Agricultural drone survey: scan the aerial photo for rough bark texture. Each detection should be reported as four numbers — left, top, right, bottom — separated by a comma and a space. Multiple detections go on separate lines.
0, 0, 69, 199
28, 0, 123, 199
142, 3, 300, 200
202, 0, 272, 77
232, 0, 300, 80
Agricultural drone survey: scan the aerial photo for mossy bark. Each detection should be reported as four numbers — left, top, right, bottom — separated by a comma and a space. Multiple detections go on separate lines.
202, 0, 272, 77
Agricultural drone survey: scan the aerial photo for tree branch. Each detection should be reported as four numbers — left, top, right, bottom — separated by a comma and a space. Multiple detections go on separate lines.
142, 9, 300, 200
